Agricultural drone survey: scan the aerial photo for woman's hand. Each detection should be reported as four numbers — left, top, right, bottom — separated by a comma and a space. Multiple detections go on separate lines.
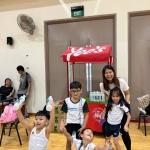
124, 125, 129, 132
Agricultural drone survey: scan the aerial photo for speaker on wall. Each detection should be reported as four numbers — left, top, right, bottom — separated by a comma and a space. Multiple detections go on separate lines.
7, 37, 13, 45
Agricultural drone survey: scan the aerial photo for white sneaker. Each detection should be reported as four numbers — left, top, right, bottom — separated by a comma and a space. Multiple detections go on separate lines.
138, 107, 146, 114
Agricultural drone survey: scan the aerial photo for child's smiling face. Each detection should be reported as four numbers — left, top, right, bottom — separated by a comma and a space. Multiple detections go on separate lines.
34, 116, 48, 129
111, 92, 121, 105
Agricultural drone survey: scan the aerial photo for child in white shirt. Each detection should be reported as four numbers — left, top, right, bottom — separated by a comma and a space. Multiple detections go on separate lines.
102, 87, 131, 150
60, 119, 110, 150
16, 101, 54, 150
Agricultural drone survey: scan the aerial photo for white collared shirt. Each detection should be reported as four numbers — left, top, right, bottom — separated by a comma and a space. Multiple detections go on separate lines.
72, 138, 95, 150
107, 102, 129, 125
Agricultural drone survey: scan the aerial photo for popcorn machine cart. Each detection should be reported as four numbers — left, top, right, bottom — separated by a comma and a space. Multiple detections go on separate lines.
61, 45, 112, 132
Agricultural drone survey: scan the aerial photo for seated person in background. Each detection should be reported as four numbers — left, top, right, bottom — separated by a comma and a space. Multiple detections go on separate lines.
0, 78, 14, 105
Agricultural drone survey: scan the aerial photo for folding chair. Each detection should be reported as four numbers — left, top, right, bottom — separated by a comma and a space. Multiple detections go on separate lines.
0, 119, 28, 146
138, 112, 150, 136
137, 94, 150, 136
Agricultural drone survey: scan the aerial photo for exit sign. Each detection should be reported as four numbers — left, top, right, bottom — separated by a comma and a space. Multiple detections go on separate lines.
71, 6, 84, 17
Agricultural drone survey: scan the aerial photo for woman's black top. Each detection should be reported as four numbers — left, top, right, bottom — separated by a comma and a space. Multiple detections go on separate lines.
0, 86, 14, 96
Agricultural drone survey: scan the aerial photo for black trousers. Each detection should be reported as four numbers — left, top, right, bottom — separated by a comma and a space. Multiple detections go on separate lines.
102, 113, 131, 150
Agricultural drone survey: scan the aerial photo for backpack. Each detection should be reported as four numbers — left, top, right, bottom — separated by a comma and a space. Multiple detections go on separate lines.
0, 104, 18, 123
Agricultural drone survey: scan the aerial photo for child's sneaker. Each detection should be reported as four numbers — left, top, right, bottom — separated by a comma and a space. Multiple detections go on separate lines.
138, 107, 146, 114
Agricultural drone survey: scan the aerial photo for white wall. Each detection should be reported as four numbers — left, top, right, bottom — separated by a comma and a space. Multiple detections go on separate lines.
0, 0, 150, 112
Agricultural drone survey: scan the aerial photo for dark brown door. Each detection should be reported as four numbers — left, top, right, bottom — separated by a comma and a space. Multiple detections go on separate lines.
130, 15, 150, 119
48, 22, 79, 100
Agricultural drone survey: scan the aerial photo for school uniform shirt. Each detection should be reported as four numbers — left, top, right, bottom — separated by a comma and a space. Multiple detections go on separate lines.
100, 78, 129, 98
61, 97, 89, 125
28, 127, 48, 150
107, 101, 129, 125
72, 138, 96, 150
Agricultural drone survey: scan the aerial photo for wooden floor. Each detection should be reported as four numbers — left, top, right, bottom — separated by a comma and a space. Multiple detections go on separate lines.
0, 116, 150, 150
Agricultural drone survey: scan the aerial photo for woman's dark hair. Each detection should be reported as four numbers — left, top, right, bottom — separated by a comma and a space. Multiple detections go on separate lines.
16, 65, 24, 71
35, 110, 50, 120
106, 87, 129, 112
5, 78, 11, 84
102, 65, 120, 91
70, 81, 82, 89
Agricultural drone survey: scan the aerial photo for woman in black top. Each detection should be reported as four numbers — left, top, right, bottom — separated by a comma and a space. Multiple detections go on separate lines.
0, 78, 14, 105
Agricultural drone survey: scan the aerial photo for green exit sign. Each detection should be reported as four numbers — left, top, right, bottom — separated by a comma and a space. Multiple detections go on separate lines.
71, 6, 84, 17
